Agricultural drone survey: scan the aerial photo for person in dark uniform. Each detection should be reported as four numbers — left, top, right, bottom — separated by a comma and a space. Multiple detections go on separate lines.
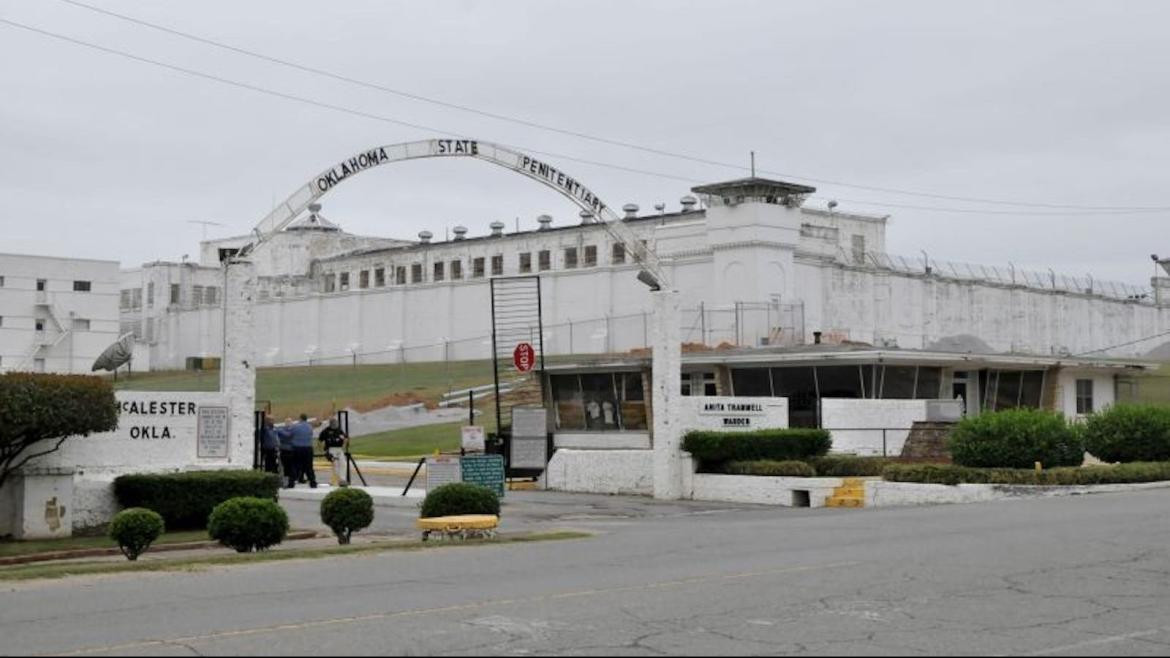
260, 415, 280, 474
318, 418, 349, 487
288, 414, 317, 488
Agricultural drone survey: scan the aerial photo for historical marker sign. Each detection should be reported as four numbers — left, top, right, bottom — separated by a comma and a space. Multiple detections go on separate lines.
461, 454, 506, 498
461, 425, 486, 452
425, 456, 461, 492
196, 406, 230, 458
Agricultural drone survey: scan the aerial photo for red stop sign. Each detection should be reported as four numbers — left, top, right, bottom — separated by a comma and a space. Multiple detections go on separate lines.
513, 342, 536, 373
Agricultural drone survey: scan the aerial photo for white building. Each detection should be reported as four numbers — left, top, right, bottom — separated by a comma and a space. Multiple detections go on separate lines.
123, 177, 1170, 371
0, 253, 120, 374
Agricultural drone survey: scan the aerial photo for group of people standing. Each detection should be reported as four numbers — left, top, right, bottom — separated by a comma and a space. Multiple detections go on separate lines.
259, 414, 349, 488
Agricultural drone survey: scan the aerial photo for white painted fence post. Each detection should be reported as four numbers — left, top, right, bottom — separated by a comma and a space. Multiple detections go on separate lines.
652, 289, 683, 500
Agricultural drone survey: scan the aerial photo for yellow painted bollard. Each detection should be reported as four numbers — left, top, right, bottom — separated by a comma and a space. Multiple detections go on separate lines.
1035, 461, 1043, 472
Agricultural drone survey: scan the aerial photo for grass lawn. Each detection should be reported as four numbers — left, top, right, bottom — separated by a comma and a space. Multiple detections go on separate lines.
0, 530, 209, 559
348, 420, 498, 459
114, 359, 497, 421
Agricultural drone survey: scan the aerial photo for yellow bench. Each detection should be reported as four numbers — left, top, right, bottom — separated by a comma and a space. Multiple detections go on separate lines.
416, 514, 499, 541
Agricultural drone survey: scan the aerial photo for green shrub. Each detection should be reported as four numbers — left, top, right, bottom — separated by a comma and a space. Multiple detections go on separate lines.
722, 460, 816, 477
947, 409, 1083, 469
320, 488, 375, 545
108, 508, 165, 561
807, 456, 893, 477
420, 483, 500, 518
882, 461, 1170, 485
683, 429, 831, 467
1082, 404, 1170, 463
114, 470, 281, 529
207, 497, 289, 553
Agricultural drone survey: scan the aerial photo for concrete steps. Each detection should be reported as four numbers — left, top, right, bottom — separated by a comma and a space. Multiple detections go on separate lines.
824, 477, 867, 508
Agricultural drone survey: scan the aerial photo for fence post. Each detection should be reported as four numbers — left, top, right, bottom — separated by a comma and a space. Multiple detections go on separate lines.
882, 429, 887, 457
699, 302, 706, 346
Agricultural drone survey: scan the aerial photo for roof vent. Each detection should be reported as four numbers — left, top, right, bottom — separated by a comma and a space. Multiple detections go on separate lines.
452, 226, 468, 241
680, 195, 697, 213
579, 210, 594, 224
537, 215, 553, 231
622, 203, 639, 219
489, 221, 506, 237
418, 230, 432, 244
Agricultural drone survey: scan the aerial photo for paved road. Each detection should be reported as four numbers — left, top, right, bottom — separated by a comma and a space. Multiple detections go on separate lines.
2, 490, 1169, 656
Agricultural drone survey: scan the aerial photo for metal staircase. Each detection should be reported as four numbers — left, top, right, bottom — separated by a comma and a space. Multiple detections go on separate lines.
11, 296, 72, 372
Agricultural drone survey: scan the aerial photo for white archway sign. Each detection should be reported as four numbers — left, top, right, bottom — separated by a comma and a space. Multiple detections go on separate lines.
240, 138, 666, 285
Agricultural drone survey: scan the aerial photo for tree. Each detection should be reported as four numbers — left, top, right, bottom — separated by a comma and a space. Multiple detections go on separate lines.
0, 373, 119, 491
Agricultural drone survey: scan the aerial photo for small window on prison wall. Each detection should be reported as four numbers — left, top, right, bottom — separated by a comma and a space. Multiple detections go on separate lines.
473, 257, 485, 278
851, 234, 866, 264
538, 250, 551, 271
120, 289, 132, 310
323, 274, 336, 292
170, 283, 180, 304
192, 285, 204, 305
339, 272, 350, 291
564, 247, 578, 269
612, 243, 626, 265
395, 266, 406, 285
359, 270, 369, 289
411, 264, 423, 283
491, 255, 503, 276
147, 282, 154, 307
131, 288, 142, 310
519, 252, 532, 273
1076, 378, 1094, 414
73, 280, 91, 292
451, 260, 463, 280
72, 318, 90, 332
584, 245, 597, 267
374, 268, 385, 287
433, 261, 445, 281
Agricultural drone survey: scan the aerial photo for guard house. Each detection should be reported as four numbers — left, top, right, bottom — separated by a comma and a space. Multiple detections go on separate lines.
541, 345, 1157, 456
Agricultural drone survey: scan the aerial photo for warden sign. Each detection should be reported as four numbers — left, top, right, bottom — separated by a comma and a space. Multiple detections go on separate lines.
681, 396, 789, 431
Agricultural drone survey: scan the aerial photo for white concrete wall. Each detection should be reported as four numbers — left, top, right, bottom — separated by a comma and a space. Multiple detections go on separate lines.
1055, 369, 1116, 420
553, 433, 650, 450
0, 253, 120, 374
545, 449, 654, 496
820, 399, 929, 456
690, 473, 842, 507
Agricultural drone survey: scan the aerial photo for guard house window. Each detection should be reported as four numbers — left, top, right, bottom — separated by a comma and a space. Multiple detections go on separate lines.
395, 266, 406, 285
339, 272, 350, 291
519, 252, 532, 273
584, 245, 597, 267
170, 284, 180, 304
1076, 379, 1094, 414
473, 257, 485, 278
564, 247, 578, 269
538, 250, 551, 271
72, 280, 91, 292
374, 268, 385, 287
323, 274, 336, 293
359, 270, 370, 289
682, 372, 717, 396
411, 263, 423, 283
550, 372, 646, 431
612, 243, 626, 265
433, 261, 445, 282
451, 260, 463, 280
491, 255, 503, 276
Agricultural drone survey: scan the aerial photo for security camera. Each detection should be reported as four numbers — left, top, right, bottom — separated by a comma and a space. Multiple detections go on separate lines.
636, 269, 661, 291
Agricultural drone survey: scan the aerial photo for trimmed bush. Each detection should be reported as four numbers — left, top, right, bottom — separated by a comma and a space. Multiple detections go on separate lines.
420, 483, 500, 518
207, 497, 289, 553
882, 461, 1170, 486
723, 460, 816, 477
807, 456, 893, 477
1082, 404, 1170, 463
683, 429, 831, 466
114, 470, 281, 529
947, 409, 1083, 469
320, 488, 375, 545
108, 508, 165, 561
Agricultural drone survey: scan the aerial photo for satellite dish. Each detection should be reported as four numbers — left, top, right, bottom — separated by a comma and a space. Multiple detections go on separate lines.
92, 333, 135, 372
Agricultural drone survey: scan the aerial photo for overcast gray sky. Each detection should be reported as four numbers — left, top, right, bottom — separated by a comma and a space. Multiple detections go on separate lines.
2, 0, 1167, 286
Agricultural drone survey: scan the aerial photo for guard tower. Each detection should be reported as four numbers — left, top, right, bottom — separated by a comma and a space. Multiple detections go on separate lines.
691, 177, 816, 324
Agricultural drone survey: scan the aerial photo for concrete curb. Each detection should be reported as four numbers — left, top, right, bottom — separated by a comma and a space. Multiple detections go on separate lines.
0, 531, 319, 567
866, 479, 1170, 507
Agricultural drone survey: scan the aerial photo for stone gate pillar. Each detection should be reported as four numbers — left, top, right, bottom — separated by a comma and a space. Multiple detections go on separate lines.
652, 289, 684, 499
222, 259, 257, 467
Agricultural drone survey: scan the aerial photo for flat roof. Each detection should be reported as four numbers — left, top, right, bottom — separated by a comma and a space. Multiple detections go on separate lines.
0, 252, 120, 266
542, 345, 1159, 373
